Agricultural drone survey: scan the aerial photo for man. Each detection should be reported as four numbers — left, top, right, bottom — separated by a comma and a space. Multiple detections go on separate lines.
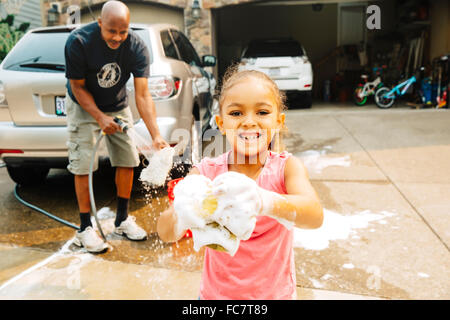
65, 1, 168, 253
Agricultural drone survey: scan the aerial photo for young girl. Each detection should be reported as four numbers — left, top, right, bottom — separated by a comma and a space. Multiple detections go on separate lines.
157, 68, 323, 300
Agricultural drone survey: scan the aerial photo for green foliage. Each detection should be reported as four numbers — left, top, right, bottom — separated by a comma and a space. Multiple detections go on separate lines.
0, 14, 30, 62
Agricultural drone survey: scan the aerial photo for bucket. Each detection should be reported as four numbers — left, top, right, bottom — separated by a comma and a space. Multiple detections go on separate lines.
167, 178, 192, 238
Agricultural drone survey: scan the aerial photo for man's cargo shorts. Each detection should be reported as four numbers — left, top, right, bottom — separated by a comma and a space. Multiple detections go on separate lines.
65, 94, 140, 175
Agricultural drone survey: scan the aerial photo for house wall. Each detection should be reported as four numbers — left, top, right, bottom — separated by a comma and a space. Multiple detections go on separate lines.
80, 2, 184, 30
0, 0, 43, 29
430, 0, 450, 60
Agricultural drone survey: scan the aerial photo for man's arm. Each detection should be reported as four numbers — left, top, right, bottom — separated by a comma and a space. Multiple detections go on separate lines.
134, 77, 169, 150
70, 79, 120, 135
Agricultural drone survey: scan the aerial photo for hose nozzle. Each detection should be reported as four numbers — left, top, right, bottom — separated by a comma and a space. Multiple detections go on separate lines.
114, 116, 128, 133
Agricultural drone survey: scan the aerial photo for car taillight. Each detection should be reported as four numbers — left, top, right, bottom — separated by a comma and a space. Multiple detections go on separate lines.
148, 76, 181, 100
304, 84, 311, 88
174, 79, 181, 91
293, 56, 309, 64
0, 149, 23, 155
0, 81, 8, 107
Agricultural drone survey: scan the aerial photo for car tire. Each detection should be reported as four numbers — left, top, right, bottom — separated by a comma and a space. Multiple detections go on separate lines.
287, 91, 312, 109
6, 166, 49, 186
300, 91, 313, 108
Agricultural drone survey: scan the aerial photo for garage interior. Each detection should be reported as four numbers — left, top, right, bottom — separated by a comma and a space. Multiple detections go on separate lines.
212, 0, 449, 108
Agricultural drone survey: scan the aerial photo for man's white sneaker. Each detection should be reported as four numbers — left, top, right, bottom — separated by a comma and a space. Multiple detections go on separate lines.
73, 226, 108, 253
114, 216, 147, 240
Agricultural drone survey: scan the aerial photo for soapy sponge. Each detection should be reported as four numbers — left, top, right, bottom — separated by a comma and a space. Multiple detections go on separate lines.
173, 174, 258, 256
140, 147, 175, 187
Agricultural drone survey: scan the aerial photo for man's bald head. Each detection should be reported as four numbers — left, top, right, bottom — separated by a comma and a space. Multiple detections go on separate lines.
98, 1, 130, 50
101, 1, 130, 23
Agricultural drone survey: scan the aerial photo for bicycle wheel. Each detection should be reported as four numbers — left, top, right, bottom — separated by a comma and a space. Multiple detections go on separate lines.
353, 85, 367, 106
375, 87, 395, 108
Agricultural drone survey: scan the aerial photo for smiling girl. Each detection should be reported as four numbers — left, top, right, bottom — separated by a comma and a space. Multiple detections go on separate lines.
157, 68, 323, 300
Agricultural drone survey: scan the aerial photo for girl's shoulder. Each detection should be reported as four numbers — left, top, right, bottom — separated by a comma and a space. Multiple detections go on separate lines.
283, 153, 310, 189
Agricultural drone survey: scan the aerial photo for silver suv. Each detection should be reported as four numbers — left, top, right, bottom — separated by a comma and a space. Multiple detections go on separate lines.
0, 23, 216, 185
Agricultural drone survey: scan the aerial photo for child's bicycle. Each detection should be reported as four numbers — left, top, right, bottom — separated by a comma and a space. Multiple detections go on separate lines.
353, 66, 386, 106
374, 67, 425, 109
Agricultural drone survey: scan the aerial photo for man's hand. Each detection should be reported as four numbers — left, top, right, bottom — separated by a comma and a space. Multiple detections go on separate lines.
97, 114, 121, 135
152, 135, 170, 150
134, 77, 168, 149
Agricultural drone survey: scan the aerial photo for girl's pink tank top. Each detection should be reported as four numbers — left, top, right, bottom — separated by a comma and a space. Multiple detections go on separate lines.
194, 150, 297, 300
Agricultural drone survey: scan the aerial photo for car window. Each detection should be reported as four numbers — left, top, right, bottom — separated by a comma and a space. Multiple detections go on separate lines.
160, 30, 179, 60
2, 32, 70, 72
243, 40, 304, 58
2, 28, 153, 72
134, 29, 154, 64
171, 30, 202, 66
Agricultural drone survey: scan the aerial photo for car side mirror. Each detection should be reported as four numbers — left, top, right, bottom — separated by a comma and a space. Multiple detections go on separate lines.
202, 55, 216, 67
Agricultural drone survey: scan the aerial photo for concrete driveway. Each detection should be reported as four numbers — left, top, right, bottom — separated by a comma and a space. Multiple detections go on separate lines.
0, 102, 449, 300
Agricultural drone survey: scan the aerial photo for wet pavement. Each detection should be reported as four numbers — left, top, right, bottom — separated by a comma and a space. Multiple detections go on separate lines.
0, 102, 449, 300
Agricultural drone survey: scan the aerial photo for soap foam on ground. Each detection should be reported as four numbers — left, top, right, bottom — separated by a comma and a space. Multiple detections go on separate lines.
294, 209, 395, 250
298, 147, 351, 174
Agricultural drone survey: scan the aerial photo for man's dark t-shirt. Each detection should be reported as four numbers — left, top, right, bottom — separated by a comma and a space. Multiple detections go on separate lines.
65, 22, 150, 112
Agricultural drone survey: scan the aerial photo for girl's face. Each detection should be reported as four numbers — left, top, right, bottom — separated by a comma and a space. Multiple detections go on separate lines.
216, 77, 285, 159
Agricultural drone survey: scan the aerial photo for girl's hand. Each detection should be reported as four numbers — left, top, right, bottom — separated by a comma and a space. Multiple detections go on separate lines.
212, 171, 282, 215
212, 171, 294, 230
157, 205, 186, 242
210, 172, 261, 239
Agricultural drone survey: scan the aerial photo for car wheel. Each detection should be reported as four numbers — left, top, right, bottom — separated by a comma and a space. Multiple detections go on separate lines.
6, 166, 50, 186
290, 91, 312, 109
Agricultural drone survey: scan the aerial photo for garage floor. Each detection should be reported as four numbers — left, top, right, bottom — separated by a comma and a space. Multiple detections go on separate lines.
0, 102, 449, 300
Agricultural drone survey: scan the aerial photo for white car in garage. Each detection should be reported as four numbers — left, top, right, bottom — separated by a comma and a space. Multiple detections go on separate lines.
239, 38, 313, 108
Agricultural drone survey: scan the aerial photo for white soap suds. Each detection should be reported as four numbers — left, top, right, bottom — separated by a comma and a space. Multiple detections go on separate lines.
139, 147, 175, 186
294, 209, 395, 250
320, 274, 333, 281
192, 223, 240, 256
298, 148, 351, 173
310, 278, 324, 288
417, 272, 430, 278
173, 172, 261, 256
173, 174, 214, 232
96, 207, 115, 220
